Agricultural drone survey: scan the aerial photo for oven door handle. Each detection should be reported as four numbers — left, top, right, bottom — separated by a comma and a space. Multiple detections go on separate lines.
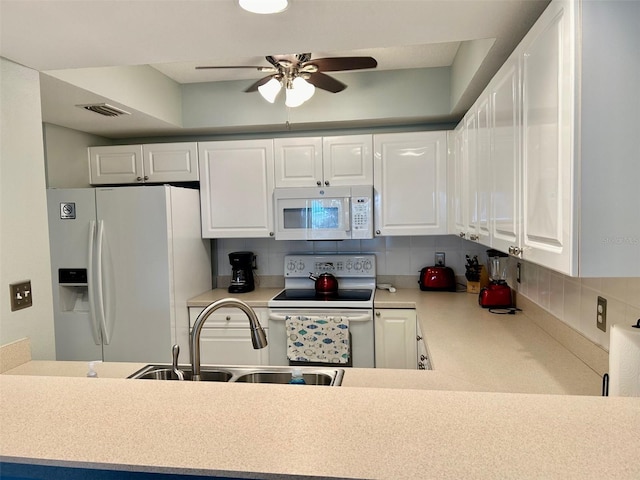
268, 313, 371, 322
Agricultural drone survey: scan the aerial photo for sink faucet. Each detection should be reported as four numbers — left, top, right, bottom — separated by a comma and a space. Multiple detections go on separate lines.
190, 297, 268, 381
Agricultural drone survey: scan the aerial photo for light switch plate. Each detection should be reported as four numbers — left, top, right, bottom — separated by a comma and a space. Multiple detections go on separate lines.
10, 280, 32, 311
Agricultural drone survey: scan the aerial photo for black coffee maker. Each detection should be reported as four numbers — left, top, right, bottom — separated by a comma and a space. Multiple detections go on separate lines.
228, 251, 256, 293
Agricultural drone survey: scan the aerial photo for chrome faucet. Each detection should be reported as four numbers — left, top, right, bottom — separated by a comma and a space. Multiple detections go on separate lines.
190, 298, 268, 381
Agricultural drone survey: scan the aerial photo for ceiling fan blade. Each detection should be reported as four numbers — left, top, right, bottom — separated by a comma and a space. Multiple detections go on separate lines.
244, 76, 275, 93
306, 72, 347, 93
304, 57, 377, 72
196, 66, 278, 73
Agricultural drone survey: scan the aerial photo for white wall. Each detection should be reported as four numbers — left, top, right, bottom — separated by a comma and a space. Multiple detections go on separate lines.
43, 123, 112, 188
0, 58, 56, 359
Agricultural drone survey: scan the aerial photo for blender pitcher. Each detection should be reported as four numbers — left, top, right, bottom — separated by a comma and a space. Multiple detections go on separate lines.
479, 249, 512, 308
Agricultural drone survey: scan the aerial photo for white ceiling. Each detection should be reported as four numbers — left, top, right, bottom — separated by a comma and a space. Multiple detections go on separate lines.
0, 0, 550, 137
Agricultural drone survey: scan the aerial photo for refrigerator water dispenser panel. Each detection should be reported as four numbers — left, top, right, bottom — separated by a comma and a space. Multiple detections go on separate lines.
59, 268, 88, 285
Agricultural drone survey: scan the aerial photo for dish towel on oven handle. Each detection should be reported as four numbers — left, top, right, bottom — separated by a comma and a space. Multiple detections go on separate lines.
286, 315, 350, 364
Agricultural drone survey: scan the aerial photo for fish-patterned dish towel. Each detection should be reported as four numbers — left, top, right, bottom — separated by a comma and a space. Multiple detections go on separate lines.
286, 315, 350, 364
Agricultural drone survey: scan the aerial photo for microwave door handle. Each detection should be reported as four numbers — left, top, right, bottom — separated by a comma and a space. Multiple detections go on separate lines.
344, 197, 351, 232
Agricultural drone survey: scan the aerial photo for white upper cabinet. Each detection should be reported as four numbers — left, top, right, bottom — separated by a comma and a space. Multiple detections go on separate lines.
89, 145, 144, 185
519, 0, 576, 274
374, 131, 447, 236
198, 139, 275, 238
89, 143, 198, 185
322, 135, 373, 186
489, 55, 521, 256
448, 123, 466, 237
475, 94, 492, 245
274, 135, 372, 188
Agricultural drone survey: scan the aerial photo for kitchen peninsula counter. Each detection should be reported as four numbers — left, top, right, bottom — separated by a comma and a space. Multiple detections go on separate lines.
2, 289, 631, 479
1, 374, 638, 479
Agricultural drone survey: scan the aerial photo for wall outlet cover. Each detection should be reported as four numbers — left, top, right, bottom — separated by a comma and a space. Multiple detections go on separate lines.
435, 252, 445, 266
596, 296, 607, 332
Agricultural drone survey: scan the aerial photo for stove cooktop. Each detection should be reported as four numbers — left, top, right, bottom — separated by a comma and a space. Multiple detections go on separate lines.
271, 288, 373, 303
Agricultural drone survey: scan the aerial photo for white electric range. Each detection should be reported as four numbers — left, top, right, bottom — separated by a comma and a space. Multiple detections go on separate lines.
267, 254, 376, 368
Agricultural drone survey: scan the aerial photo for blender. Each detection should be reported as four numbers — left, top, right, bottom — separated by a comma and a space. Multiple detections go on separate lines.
228, 251, 256, 293
478, 249, 513, 308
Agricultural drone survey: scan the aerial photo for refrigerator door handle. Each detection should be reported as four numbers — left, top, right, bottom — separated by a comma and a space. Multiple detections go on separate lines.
87, 221, 102, 345
95, 220, 112, 345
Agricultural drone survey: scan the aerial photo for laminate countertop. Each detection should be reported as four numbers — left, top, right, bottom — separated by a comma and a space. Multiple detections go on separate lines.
2, 289, 637, 479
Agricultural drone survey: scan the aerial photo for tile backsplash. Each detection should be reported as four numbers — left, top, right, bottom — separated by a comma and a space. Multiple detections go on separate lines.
215, 235, 639, 353
514, 260, 640, 352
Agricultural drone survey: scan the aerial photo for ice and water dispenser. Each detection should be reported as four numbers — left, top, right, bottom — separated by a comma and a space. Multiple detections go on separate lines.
57, 268, 90, 314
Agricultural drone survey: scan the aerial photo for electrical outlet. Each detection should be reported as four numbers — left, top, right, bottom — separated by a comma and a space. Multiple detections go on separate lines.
435, 252, 445, 266
10, 280, 32, 311
596, 296, 607, 332
516, 263, 522, 283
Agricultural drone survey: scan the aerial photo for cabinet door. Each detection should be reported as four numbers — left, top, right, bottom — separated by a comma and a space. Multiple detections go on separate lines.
374, 309, 417, 369
521, 0, 576, 274
89, 145, 143, 185
449, 123, 467, 237
199, 139, 275, 238
143, 143, 198, 183
273, 137, 323, 187
322, 135, 373, 186
490, 56, 522, 255
373, 131, 447, 236
476, 95, 492, 244
464, 111, 479, 240
196, 328, 270, 365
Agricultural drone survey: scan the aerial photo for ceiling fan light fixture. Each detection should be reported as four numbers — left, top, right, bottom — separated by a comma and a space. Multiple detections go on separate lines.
239, 0, 288, 14
285, 76, 315, 108
258, 77, 282, 103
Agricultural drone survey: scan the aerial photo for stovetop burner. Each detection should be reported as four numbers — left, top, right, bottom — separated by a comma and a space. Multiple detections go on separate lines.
271, 288, 373, 303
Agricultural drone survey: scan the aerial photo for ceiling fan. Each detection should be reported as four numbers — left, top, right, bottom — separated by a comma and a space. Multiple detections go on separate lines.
196, 53, 377, 107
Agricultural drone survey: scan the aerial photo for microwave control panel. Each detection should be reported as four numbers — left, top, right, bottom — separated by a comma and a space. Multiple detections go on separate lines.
351, 196, 372, 239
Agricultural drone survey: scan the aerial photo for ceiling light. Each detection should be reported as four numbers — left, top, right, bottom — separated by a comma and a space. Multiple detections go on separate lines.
258, 77, 282, 103
239, 0, 288, 14
285, 77, 315, 108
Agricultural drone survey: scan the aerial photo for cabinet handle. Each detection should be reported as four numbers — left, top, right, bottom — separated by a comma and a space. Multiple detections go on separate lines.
459, 232, 466, 238
375, 311, 381, 317
418, 362, 426, 370
317, 181, 322, 186
143, 175, 149, 181
269, 232, 274, 237
375, 229, 381, 235
136, 176, 143, 182
226, 316, 231, 321
324, 180, 329, 186
420, 354, 428, 361
416, 335, 423, 341
509, 246, 522, 256
469, 234, 479, 241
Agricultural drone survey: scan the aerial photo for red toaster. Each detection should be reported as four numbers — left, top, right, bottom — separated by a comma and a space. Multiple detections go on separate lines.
419, 266, 456, 292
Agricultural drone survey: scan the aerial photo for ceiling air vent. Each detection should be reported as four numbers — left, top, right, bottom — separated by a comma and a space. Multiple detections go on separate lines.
76, 103, 130, 117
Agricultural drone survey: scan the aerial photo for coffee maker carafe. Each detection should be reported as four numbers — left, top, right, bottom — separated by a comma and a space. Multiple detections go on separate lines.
478, 249, 513, 308
228, 251, 256, 293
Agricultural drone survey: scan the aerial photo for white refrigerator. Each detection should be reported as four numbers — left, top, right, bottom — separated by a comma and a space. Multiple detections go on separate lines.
47, 186, 211, 363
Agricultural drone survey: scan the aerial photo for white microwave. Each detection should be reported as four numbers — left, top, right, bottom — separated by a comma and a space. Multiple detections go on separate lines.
273, 186, 373, 240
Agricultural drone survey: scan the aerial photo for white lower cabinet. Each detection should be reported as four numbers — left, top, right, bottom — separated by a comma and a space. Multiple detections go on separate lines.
188, 307, 269, 365
374, 309, 417, 369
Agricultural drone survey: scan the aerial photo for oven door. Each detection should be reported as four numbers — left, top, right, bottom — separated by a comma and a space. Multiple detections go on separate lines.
267, 309, 374, 368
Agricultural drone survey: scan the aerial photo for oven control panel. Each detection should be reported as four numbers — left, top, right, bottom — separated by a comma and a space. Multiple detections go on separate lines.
284, 254, 376, 277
